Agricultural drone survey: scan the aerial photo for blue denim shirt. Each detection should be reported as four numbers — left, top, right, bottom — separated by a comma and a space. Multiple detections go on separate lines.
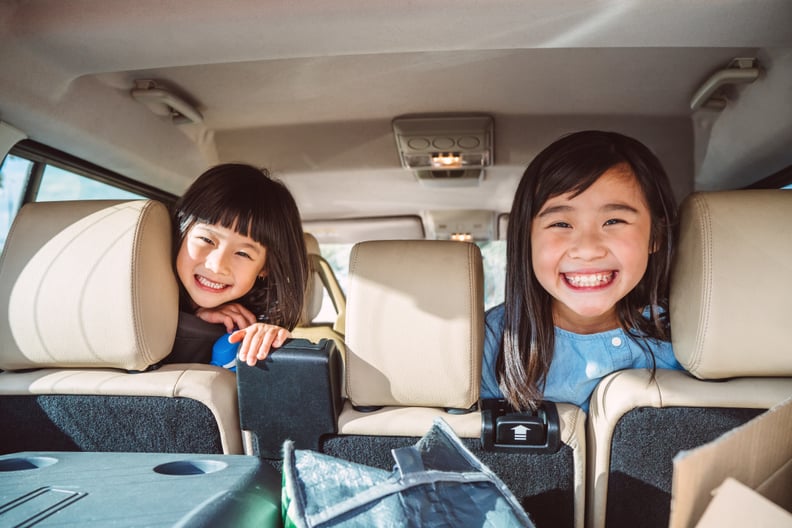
481, 304, 683, 412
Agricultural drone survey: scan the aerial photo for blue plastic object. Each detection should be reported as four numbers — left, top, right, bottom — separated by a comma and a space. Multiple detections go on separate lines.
210, 333, 239, 371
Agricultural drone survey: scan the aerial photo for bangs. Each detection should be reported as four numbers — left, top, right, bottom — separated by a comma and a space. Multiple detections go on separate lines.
534, 157, 628, 215
183, 205, 274, 248
176, 171, 285, 248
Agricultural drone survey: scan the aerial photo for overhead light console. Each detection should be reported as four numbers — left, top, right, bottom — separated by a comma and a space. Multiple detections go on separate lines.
392, 115, 493, 187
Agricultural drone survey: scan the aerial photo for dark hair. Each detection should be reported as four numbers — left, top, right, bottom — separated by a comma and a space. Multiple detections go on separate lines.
173, 163, 308, 330
498, 130, 678, 411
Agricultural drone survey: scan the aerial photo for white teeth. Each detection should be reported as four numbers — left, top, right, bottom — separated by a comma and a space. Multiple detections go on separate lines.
565, 272, 612, 287
197, 275, 225, 289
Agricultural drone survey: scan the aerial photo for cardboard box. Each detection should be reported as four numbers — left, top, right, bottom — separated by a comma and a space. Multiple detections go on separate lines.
668, 396, 792, 528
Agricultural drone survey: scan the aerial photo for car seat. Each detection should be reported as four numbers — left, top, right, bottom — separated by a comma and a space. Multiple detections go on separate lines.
291, 232, 346, 357
586, 190, 792, 528
0, 200, 243, 454
329, 239, 587, 528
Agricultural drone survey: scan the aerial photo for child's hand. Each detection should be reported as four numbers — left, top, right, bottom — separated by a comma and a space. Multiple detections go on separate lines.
195, 303, 256, 333
231, 323, 291, 366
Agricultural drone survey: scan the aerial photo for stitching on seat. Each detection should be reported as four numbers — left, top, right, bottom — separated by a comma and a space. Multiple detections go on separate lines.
345, 245, 361, 400
563, 405, 579, 445
694, 195, 713, 372
654, 376, 665, 408
171, 367, 188, 398
130, 200, 149, 367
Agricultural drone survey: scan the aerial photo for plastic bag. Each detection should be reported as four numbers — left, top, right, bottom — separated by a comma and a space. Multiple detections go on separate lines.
282, 418, 535, 527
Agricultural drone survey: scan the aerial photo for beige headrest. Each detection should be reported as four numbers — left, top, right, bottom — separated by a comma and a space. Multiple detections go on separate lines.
299, 232, 324, 324
304, 232, 321, 256
344, 240, 483, 409
0, 200, 179, 371
670, 190, 792, 378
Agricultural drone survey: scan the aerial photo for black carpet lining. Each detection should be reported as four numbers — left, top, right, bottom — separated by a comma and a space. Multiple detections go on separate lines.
1, 395, 224, 455
605, 406, 764, 528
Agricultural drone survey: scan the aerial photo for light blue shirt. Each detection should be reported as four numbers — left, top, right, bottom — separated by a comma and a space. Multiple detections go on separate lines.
481, 304, 683, 412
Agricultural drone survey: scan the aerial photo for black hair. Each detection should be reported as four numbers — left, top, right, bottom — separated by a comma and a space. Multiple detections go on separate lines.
498, 130, 678, 411
173, 163, 308, 330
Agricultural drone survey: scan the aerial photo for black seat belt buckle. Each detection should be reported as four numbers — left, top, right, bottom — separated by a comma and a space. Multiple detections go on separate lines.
480, 399, 561, 454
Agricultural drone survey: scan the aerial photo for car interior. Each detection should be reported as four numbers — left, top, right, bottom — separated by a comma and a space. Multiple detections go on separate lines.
1, 2, 791, 527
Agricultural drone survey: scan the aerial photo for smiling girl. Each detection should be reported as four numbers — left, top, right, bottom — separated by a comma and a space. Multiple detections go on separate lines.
164, 163, 308, 367
481, 131, 684, 412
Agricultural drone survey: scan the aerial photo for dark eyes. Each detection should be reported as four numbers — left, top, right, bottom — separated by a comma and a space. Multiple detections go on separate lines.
193, 234, 256, 260
547, 219, 626, 229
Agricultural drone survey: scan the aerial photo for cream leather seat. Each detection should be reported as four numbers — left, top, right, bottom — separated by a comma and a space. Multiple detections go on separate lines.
586, 190, 792, 528
0, 200, 242, 455
292, 232, 346, 358
328, 239, 587, 528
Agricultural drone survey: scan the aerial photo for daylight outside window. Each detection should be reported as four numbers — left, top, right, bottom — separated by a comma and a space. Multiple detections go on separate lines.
0, 154, 145, 254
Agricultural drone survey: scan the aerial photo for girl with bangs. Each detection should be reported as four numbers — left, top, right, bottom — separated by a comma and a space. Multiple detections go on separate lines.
482, 130, 685, 412
164, 163, 308, 367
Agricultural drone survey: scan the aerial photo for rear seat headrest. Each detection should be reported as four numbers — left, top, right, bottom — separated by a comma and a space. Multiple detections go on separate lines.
670, 190, 792, 378
299, 232, 324, 324
0, 200, 179, 371
344, 240, 484, 409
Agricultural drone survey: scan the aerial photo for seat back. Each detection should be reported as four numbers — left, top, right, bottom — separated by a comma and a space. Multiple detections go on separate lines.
343, 239, 482, 418
587, 190, 792, 528
0, 200, 242, 454
325, 240, 586, 528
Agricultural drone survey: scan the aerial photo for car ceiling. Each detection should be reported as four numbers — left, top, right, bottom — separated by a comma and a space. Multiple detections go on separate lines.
1, 0, 791, 224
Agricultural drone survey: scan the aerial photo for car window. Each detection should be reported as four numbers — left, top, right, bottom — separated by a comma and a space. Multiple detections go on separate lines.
37, 164, 144, 201
479, 240, 506, 310
0, 154, 32, 252
314, 243, 353, 323
0, 152, 146, 254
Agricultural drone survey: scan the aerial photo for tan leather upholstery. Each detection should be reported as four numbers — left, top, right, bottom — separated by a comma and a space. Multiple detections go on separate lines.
299, 233, 325, 324
586, 190, 792, 528
0, 200, 242, 454
0, 200, 178, 370
670, 190, 792, 378
344, 240, 483, 411
338, 240, 483, 438
297, 232, 346, 334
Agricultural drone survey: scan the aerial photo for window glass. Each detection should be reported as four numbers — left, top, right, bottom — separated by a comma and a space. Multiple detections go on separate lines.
478, 240, 506, 309
0, 155, 33, 252
1, 153, 148, 255
315, 243, 354, 323
37, 165, 144, 201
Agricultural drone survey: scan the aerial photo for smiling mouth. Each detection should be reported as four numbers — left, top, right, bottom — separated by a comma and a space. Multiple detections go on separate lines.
196, 275, 228, 290
563, 271, 615, 288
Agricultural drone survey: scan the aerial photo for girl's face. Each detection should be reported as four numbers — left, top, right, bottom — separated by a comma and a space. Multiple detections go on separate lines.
176, 222, 267, 309
530, 164, 653, 334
